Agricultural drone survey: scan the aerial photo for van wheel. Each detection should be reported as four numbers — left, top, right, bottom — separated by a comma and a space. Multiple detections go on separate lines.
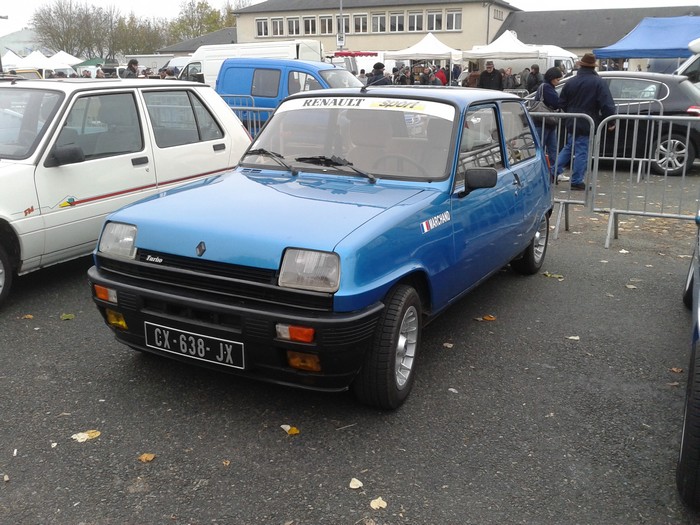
353, 285, 421, 410
0, 244, 14, 308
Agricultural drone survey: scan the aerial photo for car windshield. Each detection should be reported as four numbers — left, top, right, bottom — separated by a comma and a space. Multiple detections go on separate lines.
0, 88, 63, 159
243, 96, 456, 181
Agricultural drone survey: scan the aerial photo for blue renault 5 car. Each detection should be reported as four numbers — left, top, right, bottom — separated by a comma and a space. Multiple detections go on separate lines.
88, 86, 553, 409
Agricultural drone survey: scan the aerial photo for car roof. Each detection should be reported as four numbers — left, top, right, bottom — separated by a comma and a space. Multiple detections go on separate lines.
594, 70, 687, 82
285, 85, 522, 109
220, 57, 353, 70
0, 78, 205, 92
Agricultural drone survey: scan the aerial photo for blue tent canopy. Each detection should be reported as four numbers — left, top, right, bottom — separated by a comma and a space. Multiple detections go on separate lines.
594, 16, 700, 59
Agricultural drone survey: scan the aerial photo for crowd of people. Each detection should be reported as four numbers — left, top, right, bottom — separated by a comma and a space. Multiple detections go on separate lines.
42, 58, 179, 79
357, 61, 464, 87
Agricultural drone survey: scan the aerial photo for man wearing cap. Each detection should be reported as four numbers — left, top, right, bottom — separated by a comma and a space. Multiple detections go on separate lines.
124, 58, 138, 78
366, 62, 392, 86
555, 52, 616, 191
477, 60, 503, 90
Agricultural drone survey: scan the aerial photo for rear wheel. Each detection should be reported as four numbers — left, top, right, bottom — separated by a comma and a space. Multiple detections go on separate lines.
652, 133, 695, 176
511, 214, 549, 275
0, 244, 13, 308
353, 285, 421, 410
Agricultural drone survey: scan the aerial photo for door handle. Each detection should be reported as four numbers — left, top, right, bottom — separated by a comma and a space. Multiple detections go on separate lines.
132, 156, 149, 166
213, 143, 226, 151
512, 173, 522, 186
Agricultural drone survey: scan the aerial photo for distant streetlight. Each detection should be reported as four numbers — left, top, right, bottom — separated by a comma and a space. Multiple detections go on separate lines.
0, 15, 7, 73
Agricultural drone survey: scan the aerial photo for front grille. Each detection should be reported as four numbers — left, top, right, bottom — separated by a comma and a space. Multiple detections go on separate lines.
97, 251, 334, 312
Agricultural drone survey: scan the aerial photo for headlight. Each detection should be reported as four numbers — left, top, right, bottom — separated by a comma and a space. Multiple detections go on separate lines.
98, 222, 137, 259
279, 249, 340, 293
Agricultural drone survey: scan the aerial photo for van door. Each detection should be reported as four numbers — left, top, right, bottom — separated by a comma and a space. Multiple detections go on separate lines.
35, 91, 155, 265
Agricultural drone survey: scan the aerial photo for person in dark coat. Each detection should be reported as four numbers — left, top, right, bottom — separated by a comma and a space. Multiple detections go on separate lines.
533, 67, 563, 182
555, 53, 616, 190
525, 64, 544, 93
365, 62, 392, 86
477, 60, 503, 90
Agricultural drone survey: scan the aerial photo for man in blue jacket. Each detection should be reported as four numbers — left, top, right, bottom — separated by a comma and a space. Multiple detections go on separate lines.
555, 53, 616, 190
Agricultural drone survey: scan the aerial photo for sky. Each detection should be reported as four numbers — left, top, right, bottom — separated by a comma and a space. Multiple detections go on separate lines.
1, 0, 699, 38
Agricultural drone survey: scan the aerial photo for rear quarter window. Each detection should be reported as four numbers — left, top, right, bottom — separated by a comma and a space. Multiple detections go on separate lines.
252, 69, 281, 98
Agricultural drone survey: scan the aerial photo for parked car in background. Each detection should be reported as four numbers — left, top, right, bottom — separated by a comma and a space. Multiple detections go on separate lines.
678, 214, 700, 507
88, 86, 552, 409
528, 71, 700, 176
0, 78, 251, 307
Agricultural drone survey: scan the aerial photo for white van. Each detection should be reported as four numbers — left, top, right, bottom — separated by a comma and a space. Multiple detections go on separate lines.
178, 39, 325, 87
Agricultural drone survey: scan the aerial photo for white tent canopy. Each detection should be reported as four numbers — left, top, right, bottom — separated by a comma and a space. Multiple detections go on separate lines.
50, 51, 82, 66
384, 32, 462, 63
17, 50, 54, 69
462, 31, 541, 59
1, 50, 22, 69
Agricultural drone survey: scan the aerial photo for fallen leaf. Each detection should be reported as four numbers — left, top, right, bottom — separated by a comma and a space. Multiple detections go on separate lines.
71, 429, 101, 442
51, 443, 57, 448
478, 314, 496, 321
21, 314, 33, 319
138, 453, 156, 463
625, 284, 637, 289
349, 478, 364, 489
222, 460, 231, 467
671, 367, 684, 374
600, 260, 609, 263
668, 382, 680, 387
60, 313, 75, 321
619, 249, 629, 254
442, 342, 454, 349
448, 388, 459, 394
280, 424, 300, 435
566, 336, 580, 341
3, 474, 8, 482
370, 496, 387, 510
543, 271, 564, 279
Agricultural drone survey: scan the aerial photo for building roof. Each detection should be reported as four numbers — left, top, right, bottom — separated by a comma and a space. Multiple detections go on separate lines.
494, 6, 700, 49
158, 27, 237, 54
235, 0, 518, 14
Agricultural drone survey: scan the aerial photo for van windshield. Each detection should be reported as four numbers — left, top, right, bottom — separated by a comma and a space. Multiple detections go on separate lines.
319, 69, 364, 89
0, 88, 64, 159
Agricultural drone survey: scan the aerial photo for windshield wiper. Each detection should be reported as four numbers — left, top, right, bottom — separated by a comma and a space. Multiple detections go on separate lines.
246, 148, 298, 176
294, 155, 376, 184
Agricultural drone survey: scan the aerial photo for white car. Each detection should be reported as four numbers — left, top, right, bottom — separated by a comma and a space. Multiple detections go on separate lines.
0, 77, 251, 307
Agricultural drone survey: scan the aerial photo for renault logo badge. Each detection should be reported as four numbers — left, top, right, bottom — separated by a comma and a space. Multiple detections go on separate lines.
196, 241, 206, 257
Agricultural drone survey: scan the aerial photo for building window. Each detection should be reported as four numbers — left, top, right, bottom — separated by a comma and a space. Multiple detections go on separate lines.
389, 12, 405, 33
271, 18, 284, 36
288, 17, 300, 36
408, 12, 423, 32
427, 11, 442, 31
303, 17, 317, 35
371, 13, 386, 33
446, 10, 462, 31
320, 15, 333, 35
335, 14, 350, 35
256, 18, 269, 37
493, 9, 504, 21
354, 14, 368, 33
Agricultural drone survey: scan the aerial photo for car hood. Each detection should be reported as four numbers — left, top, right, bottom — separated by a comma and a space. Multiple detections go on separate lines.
110, 170, 425, 269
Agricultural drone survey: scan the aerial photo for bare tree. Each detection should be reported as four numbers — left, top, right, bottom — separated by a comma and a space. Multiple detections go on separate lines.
32, 0, 86, 57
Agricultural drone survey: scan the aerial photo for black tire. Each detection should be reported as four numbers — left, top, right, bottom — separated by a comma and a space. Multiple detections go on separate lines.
0, 244, 13, 309
677, 340, 700, 507
652, 133, 696, 177
511, 214, 549, 275
684, 254, 696, 310
353, 285, 422, 410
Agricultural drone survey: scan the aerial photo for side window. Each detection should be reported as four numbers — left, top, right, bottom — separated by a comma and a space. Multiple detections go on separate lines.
143, 90, 223, 148
457, 105, 503, 179
289, 71, 322, 94
61, 93, 142, 159
608, 79, 661, 99
500, 101, 537, 166
181, 62, 202, 82
252, 69, 281, 98
288, 71, 302, 95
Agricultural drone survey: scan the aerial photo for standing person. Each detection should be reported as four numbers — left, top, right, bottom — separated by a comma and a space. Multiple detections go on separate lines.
419, 66, 432, 85
502, 67, 515, 90
533, 67, 564, 183
396, 66, 411, 85
365, 62, 392, 86
435, 66, 447, 86
525, 64, 543, 93
555, 53, 616, 191
123, 59, 138, 78
477, 60, 503, 90
357, 69, 367, 85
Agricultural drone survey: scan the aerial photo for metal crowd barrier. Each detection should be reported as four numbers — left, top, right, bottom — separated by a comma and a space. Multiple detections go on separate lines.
505, 89, 529, 98
218, 94, 273, 138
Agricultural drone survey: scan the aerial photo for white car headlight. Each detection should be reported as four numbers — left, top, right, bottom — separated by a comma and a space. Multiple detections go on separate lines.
98, 222, 137, 259
279, 249, 340, 293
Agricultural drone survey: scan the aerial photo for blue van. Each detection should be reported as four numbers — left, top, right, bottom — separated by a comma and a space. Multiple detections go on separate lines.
215, 58, 363, 135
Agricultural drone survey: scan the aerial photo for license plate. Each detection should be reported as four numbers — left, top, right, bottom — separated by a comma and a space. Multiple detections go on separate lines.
144, 322, 244, 370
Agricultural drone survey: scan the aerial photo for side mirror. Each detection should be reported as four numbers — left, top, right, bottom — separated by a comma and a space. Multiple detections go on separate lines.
460, 167, 497, 197
44, 144, 85, 168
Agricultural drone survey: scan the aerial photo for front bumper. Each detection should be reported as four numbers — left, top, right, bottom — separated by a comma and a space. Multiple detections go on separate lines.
88, 265, 384, 391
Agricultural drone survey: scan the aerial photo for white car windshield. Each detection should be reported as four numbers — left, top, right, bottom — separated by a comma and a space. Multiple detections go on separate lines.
244, 96, 456, 181
0, 88, 63, 159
